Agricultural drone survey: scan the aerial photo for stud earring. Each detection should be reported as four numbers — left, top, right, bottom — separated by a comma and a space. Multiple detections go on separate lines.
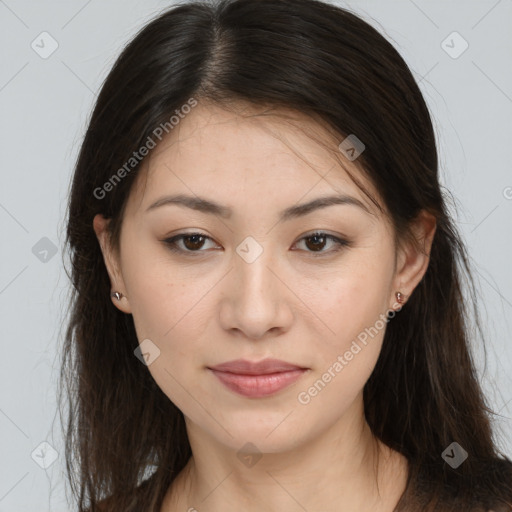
395, 291, 404, 304
111, 291, 123, 301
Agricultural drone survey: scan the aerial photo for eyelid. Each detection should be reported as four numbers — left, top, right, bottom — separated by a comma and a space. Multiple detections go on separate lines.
162, 230, 351, 257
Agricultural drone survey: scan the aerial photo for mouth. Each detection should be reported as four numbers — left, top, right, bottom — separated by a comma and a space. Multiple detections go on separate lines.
207, 358, 309, 398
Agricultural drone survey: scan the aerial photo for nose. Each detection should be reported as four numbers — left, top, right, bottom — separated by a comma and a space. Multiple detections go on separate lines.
218, 241, 294, 340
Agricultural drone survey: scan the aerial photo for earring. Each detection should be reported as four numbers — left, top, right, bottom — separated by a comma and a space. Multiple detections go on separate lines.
111, 291, 123, 300
395, 291, 404, 304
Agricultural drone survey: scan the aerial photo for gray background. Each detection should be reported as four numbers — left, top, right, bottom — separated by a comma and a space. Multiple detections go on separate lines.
1, 0, 511, 510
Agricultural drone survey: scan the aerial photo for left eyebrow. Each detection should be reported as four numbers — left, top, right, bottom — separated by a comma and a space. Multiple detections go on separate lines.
145, 193, 372, 221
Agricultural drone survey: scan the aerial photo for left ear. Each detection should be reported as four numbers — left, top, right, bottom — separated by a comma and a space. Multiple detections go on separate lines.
392, 209, 437, 304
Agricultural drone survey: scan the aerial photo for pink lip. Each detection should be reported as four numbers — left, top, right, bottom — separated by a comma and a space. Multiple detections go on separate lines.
209, 358, 307, 375
208, 358, 309, 398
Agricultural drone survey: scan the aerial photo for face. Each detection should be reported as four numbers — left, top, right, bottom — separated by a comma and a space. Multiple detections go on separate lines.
94, 101, 433, 455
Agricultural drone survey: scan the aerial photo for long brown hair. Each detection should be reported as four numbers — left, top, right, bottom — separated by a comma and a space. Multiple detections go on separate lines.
59, 0, 512, 510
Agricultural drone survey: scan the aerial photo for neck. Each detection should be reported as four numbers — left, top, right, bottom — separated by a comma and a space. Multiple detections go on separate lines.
163, 397, 408, 512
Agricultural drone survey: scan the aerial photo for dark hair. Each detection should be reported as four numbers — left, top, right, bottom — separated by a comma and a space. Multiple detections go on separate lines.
60, 0, 512, 510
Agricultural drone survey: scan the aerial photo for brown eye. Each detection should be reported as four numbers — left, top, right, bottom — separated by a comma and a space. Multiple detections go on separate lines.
294, 232, 350, 256
163, 232, 217, 254
304, 233, 328, 252
181, 234, 207, 251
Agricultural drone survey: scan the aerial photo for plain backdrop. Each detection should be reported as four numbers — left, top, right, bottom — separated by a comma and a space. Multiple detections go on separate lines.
1, 0, 511, 510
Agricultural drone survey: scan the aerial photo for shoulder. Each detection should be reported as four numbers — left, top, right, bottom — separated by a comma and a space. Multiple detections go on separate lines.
407, 457, 512, 511
459, 457, 512, 511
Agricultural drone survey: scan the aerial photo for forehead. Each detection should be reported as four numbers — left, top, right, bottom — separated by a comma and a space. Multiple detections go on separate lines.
126, 101, 381, 216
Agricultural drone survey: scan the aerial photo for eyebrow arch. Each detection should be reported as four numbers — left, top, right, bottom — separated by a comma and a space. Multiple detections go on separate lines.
145, 193, 371, 221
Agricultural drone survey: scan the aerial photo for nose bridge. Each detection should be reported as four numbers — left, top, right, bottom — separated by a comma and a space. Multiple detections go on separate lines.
234, 235, 276, 298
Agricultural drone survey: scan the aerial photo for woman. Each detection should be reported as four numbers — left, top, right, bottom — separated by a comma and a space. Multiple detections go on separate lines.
60, 0, 512, 510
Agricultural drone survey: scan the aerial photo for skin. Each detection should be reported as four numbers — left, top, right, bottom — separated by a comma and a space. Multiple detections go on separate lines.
94, 101, 436, 512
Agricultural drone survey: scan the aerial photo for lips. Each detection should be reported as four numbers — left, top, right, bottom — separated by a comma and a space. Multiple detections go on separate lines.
208, 358, 307, 375
207, 358, 309, 398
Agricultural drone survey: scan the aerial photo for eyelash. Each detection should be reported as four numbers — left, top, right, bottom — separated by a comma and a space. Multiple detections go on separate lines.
162, 231, 351, 257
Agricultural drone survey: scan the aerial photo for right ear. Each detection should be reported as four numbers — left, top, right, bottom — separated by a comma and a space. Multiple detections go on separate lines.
93, 214, 132, 314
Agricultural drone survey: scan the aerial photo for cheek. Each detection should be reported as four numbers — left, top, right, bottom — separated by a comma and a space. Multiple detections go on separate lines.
297, 277, 392, 416
120, 247, 212, 396
300, 242, 395, 398
127, 275, 209, 412
129, 279, 211, 372
120, 237, 205, 341
311, 245, 395, 347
